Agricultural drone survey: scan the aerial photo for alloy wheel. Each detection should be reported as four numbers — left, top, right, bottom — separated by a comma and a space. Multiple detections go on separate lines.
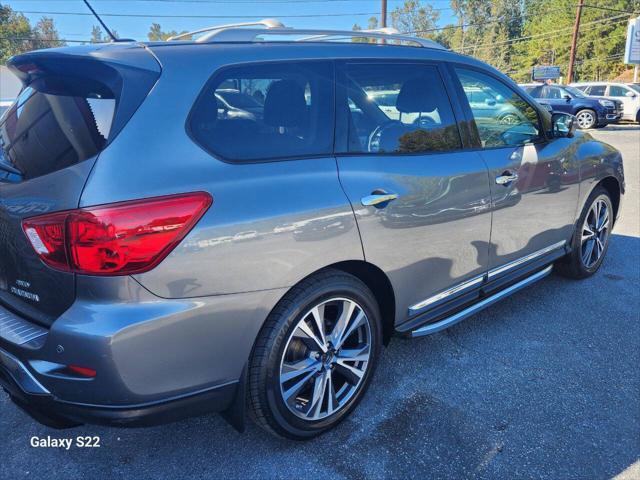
279, 297, 372, 421
581, 197, 610, 268
576, 111, 595, 129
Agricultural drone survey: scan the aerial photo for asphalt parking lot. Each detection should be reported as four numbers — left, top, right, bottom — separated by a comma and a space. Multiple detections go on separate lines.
1, 125, 639, 480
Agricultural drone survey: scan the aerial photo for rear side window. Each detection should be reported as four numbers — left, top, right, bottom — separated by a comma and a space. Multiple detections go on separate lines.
340, 62, 461, 154
188, 61, 334, 162
0, 81, 115, 180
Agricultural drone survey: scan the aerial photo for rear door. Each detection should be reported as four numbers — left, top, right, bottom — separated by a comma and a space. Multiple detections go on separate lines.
608, 84, 636, 119
0, 49, 159, 326
335, 60, 492, 325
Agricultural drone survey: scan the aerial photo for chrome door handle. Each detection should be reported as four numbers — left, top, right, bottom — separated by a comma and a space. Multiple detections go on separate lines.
495, 171, 518, 186
361, 192, 399, 207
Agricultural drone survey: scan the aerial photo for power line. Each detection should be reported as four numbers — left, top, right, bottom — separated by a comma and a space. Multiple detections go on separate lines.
455, 14, 630, 52
7, 0, 436, 3
12, 9, 404, 19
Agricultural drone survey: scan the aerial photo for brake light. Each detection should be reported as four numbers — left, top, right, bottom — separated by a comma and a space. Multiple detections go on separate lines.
22, 192, 212, 275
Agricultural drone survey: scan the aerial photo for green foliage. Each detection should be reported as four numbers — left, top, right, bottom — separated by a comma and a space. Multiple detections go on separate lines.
147, 23, 188, 41
1, 4, 34, 62
354, 0, 637, 82
1, 4, 64, 62
390, 0, 440, 35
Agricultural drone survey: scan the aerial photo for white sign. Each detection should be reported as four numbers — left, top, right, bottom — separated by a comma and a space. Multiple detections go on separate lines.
625, 17, 640, 64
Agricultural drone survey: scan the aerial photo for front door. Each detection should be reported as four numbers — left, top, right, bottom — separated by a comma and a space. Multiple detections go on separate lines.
334, 61, 492, 324
452, 67, 580, 274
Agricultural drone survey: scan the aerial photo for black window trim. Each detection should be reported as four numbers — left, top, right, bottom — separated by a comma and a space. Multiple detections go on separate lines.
185, 58, 337, 165
333, 59, 468, 158
446, 62, 551, 150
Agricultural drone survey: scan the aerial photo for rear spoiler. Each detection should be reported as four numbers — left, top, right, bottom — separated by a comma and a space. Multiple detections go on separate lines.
7, 45, 161, 143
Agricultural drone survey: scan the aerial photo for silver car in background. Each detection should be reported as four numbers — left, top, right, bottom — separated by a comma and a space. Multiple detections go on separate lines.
0, 22, 624, 440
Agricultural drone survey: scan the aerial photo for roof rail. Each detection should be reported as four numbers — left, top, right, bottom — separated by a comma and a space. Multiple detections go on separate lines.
167, 18, 445, 50
167, 18, 284, 41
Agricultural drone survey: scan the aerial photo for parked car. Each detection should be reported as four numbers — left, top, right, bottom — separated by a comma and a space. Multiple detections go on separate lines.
571, 82, 640, 123
520, 83, 623, 129
0, 23, 624, 440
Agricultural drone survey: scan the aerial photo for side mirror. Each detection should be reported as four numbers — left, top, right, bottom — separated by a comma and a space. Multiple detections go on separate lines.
563, 95, 572, 102
552, 113, 576, 138
626, 91, 637, 98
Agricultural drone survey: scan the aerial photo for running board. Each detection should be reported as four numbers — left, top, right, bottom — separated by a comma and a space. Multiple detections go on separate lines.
410, 265, 553, 338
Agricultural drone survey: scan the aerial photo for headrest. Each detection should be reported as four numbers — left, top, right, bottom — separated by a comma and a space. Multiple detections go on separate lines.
396, 76, 441, 114
264, 80, 307, 127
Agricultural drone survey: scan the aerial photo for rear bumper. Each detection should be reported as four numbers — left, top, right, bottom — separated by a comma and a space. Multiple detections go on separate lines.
0, 277, 287, 428
0, 349, 237, 428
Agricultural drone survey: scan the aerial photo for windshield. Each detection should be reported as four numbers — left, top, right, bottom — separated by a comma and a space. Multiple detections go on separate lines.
563, 86, 586, 98
628, 84, 640, 93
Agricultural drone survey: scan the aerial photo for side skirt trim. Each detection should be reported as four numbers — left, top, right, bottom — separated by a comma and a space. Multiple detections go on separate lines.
410, 265, 553, 338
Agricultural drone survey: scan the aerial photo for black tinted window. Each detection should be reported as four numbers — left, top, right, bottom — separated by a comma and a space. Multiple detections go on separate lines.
189, 62, 334, 162
588, 85, 606, 96
0, 83, 115, 180
341, 63, 461, 154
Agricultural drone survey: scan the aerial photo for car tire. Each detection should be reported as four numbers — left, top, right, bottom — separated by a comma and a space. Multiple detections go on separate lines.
248, 269, 382, 440
575, 109, 597, 129
556, 186, 613, 279
636, 110, 640, 124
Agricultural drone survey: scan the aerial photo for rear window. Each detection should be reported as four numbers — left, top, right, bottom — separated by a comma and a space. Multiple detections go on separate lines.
0, 78, 116, 181
188, 61, 334, 162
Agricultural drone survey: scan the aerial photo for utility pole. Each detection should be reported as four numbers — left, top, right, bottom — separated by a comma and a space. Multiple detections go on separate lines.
566, 0, 584, 84
381, 0, 387, 28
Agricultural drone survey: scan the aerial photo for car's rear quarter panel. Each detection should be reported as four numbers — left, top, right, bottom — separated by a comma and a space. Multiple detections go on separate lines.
80, 44, 365, 298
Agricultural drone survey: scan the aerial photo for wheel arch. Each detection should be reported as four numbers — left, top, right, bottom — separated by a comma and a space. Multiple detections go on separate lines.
598, 176, 621, 222
326, 260, 396, 345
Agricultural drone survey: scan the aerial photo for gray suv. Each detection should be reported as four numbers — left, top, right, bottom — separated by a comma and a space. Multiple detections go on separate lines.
0, 24, 625, 440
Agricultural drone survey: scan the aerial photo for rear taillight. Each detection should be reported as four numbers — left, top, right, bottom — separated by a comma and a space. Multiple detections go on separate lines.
23, 192, 212, 275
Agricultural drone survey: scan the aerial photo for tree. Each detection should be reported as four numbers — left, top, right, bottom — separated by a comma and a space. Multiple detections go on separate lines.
352, 16, 380, 42
390, 0, 440, 35
31, 17, 64, 49
509, 0, 633, 82
1, 5, 65, 62
147, 23, 188, 41
91, 25, 104, 43
90, 25, 118, 43
0, 4, 33, 62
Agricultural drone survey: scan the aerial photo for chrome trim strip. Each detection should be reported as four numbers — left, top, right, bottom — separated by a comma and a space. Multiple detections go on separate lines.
411, 265, 553, 338
0, 308, 47, 346
408, 274, 484, 316
0, 347, 50, 395
488, 240, 566, 279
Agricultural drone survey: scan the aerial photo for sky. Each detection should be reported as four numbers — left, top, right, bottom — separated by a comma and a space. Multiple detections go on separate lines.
4, 0, 457, 42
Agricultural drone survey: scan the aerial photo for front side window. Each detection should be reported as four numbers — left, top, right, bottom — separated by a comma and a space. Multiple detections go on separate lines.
341, 63, 461, 154
455, 67, 541, 148
609, 85, 629, 97
189, 62, 334, 162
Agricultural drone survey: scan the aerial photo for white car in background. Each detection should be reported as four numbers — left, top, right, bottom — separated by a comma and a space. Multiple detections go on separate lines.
571, 82, 640, 123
